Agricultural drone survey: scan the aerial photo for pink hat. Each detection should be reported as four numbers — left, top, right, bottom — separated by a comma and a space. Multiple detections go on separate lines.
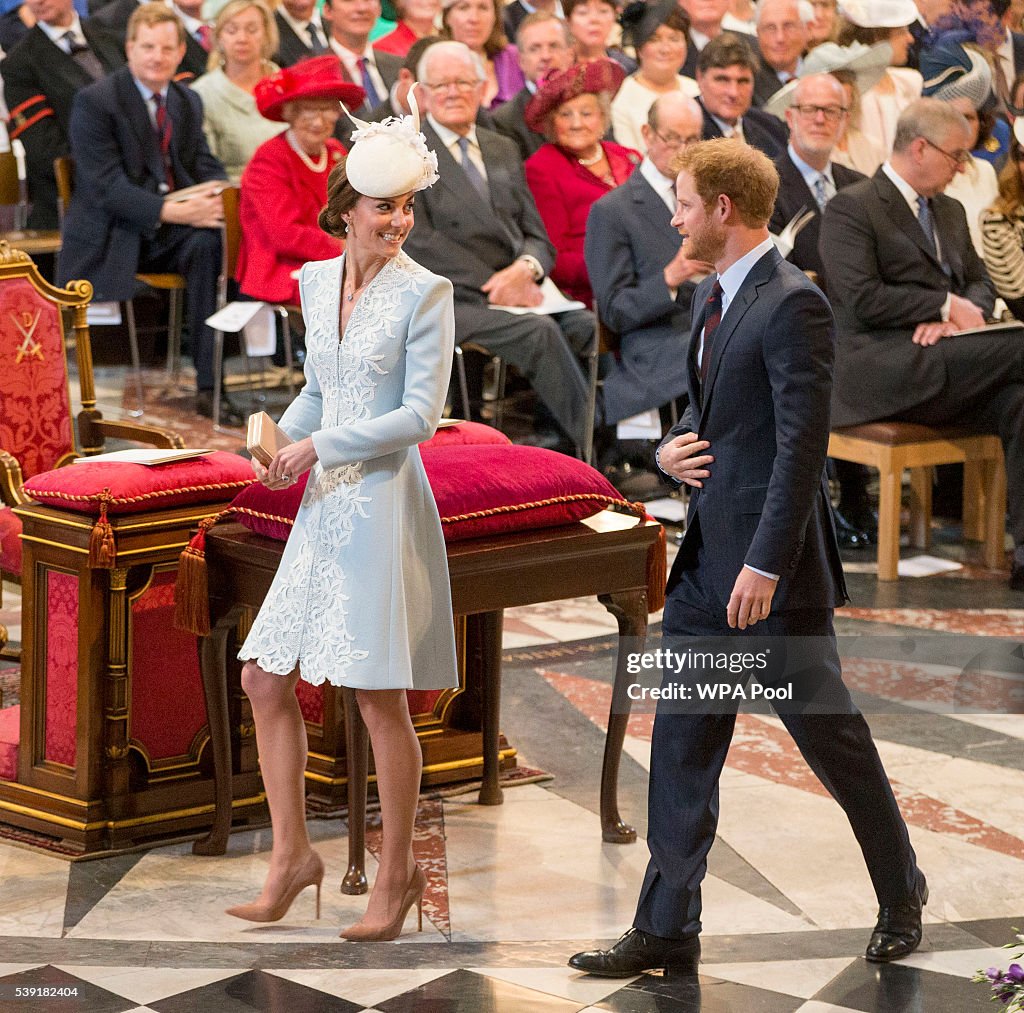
525, 59, 626, 134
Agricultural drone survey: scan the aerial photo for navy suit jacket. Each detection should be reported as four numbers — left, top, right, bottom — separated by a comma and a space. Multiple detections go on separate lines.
585, 169, 694, 423
699, 98, 788, 159
769, 151, 864, 289
58, 68, 226, 300
660, 247, 847, 611
820, 169, 996, 427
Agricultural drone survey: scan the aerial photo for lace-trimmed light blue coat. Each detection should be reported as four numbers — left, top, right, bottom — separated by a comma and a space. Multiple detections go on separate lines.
238, 251, 460, 691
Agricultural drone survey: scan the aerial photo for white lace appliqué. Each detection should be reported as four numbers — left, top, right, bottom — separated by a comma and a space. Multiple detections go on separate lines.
239, 255, 424, 686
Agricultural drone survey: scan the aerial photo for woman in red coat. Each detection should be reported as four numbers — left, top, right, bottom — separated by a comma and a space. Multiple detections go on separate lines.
524, 60, 640, 307
239, 57, 365, 305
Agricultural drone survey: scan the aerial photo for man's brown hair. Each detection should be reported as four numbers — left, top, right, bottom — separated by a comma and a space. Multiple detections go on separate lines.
127, 1, 187, 44
673, 137, 779, 227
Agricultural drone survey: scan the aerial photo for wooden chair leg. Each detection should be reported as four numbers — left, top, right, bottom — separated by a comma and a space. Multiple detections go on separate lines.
908, 467, 932, 550
982, 452, 1008, 569
963, 459, 984, 542
341, 687, 368, 895
876, 462, 902, 581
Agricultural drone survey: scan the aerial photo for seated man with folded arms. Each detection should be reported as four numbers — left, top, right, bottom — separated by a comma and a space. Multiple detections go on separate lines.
403, 40, 596, 453
820, 97, 1024, 591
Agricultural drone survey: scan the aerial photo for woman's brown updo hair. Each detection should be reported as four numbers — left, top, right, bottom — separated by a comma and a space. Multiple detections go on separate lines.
318, 157, 362, 237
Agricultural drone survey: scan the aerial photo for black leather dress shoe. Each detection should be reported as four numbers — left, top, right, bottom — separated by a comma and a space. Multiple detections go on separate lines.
196, 390, 245, 428
866, 873, 928, 963
568, 928, 700, 978
832, 505, 871, 550
838, 499, 878, 543
1010, 563, 1024, 592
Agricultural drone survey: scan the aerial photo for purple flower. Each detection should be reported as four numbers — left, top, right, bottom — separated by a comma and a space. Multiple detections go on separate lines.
988, 967, 1003, 980
1007, 963, 1024, 982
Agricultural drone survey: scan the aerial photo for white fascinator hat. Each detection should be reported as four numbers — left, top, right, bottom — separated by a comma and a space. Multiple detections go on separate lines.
343, 91, 440, 198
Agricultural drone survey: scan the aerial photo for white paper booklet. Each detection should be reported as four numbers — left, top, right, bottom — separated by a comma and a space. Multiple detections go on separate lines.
74, 449, 214, 466
489, 277, 586, 315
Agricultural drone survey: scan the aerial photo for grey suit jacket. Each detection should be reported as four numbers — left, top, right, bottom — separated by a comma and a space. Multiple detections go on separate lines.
403, 122, 555, 302
585, 169, 694, 423
820, 169, 997, 427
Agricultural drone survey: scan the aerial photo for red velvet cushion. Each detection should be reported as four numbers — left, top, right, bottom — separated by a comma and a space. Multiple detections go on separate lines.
22, 452, 255, 515
0, 506, 21, 578
0, 705, 18, 781
228, 444, 626, 543
422, 421, 511, 449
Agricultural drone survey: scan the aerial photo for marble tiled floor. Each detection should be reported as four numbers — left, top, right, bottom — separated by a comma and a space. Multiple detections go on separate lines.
0, 368, 1022, 1011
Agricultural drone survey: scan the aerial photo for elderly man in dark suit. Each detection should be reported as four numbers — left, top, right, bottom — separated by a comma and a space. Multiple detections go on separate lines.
273, 0, 329, 66
585, 93, 706, 428
570, 137, 927, 979
404, 40, 595, 452
2, 0, 124, 230
492, 12, 573, 160
751, 0, 809, 105
58, 2, 231, 422
770, 72, 871, 545
822, 98, 1024, 590
696, 33, 788, 158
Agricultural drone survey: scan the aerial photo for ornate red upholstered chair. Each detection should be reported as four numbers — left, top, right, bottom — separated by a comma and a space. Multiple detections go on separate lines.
0, 241, 182, 653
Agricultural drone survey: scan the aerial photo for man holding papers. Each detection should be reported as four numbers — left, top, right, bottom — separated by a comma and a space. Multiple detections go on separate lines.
402, 40, 596, 454
821, 98, 1024, 590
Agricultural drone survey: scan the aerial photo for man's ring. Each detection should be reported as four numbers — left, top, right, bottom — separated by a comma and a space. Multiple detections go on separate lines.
282, 474, 291, 482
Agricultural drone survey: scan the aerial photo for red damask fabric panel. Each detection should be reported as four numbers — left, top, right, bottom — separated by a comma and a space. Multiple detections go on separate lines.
406, 690, 442, 716
0, 704, 18, 780
45, 570, 78, 767
295, 679, 323, 725
0, 278, 73, 480
130, 572, 206, 761
0, 506, 21, 577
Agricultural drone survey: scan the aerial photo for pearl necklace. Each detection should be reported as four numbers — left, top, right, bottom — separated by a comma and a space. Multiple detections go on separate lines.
286, 129, 328, 173
578, 146, 604, 167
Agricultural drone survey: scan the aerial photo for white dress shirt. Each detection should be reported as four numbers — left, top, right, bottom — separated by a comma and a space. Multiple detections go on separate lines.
38, 14, 87, 52
330, 38, 386, 105
276, 4, 326, 48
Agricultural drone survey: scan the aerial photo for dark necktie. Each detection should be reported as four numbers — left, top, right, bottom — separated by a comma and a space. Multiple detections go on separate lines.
358, 56, 380, 107
916, 195, 937, 256
457, 136, 489, 201
699, 280, 723, 384
62, 30, 104, 80
307, 21, 326, 53
152, 93, 175, 191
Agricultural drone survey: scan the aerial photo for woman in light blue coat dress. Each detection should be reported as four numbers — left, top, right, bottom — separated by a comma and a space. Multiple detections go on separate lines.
227, 104, 455, 942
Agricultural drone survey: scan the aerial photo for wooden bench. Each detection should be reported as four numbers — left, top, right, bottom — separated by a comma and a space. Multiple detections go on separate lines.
828, 422, 1007, 581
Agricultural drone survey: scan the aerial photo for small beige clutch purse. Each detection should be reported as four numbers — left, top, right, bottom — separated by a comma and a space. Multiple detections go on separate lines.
246, 411, 292, 468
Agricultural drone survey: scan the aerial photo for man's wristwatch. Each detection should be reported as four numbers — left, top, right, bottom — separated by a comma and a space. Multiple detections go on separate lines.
517, 255, 544, 282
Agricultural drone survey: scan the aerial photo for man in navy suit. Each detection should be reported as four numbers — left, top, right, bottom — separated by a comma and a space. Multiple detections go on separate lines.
585, 93, 708, 426
696, 33, 789, 158
58, 2, 230, 421
569, 137, 926, 978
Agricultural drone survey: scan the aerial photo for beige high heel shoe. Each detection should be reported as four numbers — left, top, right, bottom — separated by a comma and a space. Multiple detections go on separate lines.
339, 865, 427, 942
226, 850, 324, 923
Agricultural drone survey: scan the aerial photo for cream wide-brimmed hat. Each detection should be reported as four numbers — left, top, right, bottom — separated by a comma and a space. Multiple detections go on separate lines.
342, 92, 440, 198
839, 0, 917, 28
763, 40, 892, 118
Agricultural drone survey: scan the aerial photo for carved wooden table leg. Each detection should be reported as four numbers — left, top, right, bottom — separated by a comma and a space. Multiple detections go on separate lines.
341, 687, 368, 895
597, 590, 647, 843
193, 608, 241, 856
476, 610, 504, 806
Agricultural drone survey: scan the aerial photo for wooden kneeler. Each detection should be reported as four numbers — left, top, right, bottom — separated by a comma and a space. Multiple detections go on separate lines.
828, 422, 1007, 581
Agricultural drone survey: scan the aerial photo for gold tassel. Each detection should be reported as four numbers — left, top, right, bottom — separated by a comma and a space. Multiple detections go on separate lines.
173, 515, 221, 636
88, 492, 116, 568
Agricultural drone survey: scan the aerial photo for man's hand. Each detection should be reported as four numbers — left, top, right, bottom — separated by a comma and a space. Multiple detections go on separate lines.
657, 432, 713, 487
482, 261, 543, 307
160, 184, 225, 228
727, 567, 778, 630
948, 294, 986, 331
911, 321, 956, 346
663, 247, 714, 289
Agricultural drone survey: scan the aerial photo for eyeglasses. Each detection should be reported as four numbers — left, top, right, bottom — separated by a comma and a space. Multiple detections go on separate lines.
922, 136, 971, 167
651, 128, 702, 148
792, 103, 848, 122
293, 105, 340, 121
421, 79, 480, 93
